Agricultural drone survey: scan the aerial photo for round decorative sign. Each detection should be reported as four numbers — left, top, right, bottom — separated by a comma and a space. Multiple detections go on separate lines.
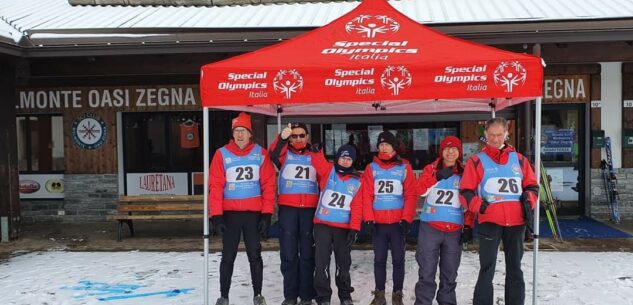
72, 112, 107, 150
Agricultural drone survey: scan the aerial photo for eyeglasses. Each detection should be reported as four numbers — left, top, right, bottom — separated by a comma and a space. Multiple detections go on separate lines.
290, 134, 306, 139
233, 128, 249, 134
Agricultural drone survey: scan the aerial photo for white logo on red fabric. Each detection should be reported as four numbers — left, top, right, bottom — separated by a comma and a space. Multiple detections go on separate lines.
345, 15, 400, 38
380, 65, 412, 96
273, 69, 304, 99
493, 61, 527, 92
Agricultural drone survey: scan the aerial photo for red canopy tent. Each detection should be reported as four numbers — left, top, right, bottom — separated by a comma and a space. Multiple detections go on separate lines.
200, 0, 545, 304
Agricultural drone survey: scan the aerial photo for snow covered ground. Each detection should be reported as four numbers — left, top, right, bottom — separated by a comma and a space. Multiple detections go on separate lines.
1, 250, 633, 305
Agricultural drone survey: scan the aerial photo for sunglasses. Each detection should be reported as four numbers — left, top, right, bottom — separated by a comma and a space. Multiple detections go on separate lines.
290, 134, 306, 139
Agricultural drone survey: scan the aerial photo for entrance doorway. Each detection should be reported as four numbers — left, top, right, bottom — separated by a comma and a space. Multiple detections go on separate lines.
540, 104, 585, 215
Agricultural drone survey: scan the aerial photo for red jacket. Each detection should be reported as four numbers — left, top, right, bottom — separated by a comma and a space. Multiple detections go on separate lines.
268, 135, 328, 208
208, 140, 277, 217
362, 156, 417, 224
417, 158, 474, 232
459, 144, 538, 227
311, 151, 363, 231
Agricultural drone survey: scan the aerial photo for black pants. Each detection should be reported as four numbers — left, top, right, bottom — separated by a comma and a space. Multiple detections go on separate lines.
279, 205, 317, 301
313, 224, 354, 303
373, 223, 406, 292
219, 211, 264, 298
473, 222, 526, 305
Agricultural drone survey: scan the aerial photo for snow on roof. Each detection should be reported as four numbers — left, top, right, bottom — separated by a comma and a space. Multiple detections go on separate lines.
1, 0, 633, 45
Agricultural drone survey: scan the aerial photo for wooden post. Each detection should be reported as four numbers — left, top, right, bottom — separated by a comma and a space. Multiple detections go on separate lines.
0, 58, 20, 240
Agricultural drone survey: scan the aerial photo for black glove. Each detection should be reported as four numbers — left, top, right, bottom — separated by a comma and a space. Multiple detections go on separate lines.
364, 221, 375, 237
479, 197, 490, 214
399, 220, 411, 236
211, 216, 227, 235
460, 226, 473, 244
520, 192, 534, 233
436, 166, 454, 180
346, 230, 358, 247
258, 214, 272, 237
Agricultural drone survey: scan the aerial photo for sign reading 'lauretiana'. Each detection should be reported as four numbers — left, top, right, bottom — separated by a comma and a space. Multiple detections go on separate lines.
16, 86, 199, 111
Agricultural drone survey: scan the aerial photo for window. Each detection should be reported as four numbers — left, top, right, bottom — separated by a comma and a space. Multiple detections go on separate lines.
16, 115, 65, 172
123, 112, 203, 173
322, 122, 459, 171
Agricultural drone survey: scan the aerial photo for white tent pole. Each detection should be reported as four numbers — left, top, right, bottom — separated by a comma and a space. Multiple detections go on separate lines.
532, 96, 542, 305
203, 107, 210, 305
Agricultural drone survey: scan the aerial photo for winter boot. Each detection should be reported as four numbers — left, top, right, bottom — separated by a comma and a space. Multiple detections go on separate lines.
282, 299, 297, 305
392, 291, 404, 305
369, 290, 386, 305
341, 300, 354, 305
254, 294, 267, 305
317, 302, 330, 305
215, 297, 229, 305
298, 299, 313, 305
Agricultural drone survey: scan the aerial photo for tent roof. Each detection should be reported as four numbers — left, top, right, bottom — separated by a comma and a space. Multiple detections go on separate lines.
200, 0, 544, 116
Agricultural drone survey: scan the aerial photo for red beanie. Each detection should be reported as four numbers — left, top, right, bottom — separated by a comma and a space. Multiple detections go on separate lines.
439, 136, 462, 161
231, 112, 252, 133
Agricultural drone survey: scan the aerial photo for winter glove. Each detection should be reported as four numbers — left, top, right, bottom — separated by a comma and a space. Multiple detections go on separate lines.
346, 230, 358, 247
520, 192, 534, 233
211, 216, 227, 235
436, 166, 454, 180
258, 214, 272, 238
460, 226, 473, 244
479, 198, 489, 214
399, 220, 411, 236
364, 221, 375, 237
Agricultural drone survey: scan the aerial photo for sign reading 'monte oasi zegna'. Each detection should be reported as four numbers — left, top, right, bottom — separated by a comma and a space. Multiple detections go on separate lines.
16, 85, 200, 112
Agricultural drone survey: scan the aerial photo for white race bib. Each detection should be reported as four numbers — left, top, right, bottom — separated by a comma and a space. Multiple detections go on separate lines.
281, 164, 317, 181
320, 189, 352, 211
483, 177, 522, 195
226, 165, 260, 183
373, 179, 403, 195
426, 188, 460, 208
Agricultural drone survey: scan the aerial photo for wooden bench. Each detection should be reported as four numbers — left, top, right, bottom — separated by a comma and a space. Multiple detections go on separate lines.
107, 195, 204, 241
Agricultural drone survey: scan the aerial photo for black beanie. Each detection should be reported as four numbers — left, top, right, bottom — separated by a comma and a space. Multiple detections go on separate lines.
376, 131, 397, 149
290, 122, 309, 134
336, 144, 357, 162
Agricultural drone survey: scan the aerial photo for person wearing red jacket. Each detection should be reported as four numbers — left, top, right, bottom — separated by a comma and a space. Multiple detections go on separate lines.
209, 112, 277, 305
414, 136, 473, 305
312, 144, 363, 305
363, 131, 417, 305
269, 122, 327, 305
459, 117, 538, 305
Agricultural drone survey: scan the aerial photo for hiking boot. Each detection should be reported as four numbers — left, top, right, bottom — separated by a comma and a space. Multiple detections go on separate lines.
282, 299, 297, 305
341, 300, 354, 305
369, 290, 386, 305
392, 291, 404, 305
215, 297, 229, 305
254, 294, 267, 305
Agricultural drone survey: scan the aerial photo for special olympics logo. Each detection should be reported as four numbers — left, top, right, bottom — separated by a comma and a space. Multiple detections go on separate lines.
493, 61, 527, 92
71, 113, 107, 150
380, 65, 412, 96
273, 69, 304, 99
345, 14, 400, 38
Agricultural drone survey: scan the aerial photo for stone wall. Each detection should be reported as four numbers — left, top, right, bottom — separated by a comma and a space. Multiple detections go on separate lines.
590, 168, 633, 221
21, 174, 118, 223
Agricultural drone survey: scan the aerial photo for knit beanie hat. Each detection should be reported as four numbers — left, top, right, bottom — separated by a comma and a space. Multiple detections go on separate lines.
439, 136, 463, 161
231, 112, 252, 133
376, 131, 397, 149
336, 144, 357, 162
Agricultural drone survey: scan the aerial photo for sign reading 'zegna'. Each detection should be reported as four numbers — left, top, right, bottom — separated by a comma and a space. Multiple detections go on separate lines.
16, 86, 200, 111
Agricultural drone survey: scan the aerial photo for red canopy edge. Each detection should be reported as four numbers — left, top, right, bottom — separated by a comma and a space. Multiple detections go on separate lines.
200, 0, 544, 114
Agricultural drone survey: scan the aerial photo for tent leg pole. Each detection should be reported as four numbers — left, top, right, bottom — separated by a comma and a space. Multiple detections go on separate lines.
277, 106, 282, 133
203, 107, 210, 305
533, 96, 542, 305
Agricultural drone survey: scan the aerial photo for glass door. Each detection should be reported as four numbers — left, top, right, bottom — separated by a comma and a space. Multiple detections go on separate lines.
540, 104, 585, 215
